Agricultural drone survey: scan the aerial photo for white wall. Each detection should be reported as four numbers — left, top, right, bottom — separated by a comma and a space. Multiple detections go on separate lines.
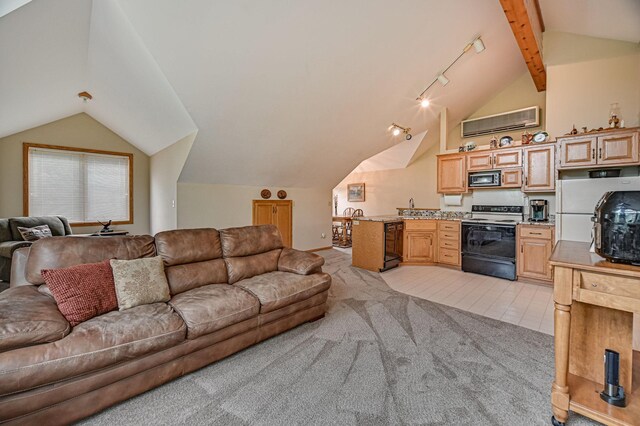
150, 132, 196, 234
177, 183, 332, 251
544, 31, 640, 139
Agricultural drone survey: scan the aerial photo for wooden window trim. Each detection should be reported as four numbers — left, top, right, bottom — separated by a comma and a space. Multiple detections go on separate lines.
23, 142, 134, 227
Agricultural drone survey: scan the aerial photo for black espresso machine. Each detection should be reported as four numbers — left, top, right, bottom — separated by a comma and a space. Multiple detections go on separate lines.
592, 191, 640, 265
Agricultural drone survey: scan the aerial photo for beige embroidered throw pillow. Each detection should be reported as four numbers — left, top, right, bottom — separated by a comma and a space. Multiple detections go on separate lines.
110, 256, 171, 310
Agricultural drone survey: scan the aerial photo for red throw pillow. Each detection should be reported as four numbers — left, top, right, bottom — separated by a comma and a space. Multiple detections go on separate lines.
42, 260, 118, 326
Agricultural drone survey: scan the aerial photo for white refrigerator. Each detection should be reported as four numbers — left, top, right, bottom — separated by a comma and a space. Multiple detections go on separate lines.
556, 177, 640, 242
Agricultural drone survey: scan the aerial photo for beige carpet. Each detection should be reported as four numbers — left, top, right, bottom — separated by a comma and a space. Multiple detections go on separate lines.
71, 249, 594, 425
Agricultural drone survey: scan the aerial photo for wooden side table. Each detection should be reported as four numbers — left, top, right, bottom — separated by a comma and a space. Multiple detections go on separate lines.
549, 241, 640, 426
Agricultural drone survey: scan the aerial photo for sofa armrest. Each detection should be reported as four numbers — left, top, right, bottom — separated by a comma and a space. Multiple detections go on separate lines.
10, 247, 31, 287
278, 248, 325, 275
0, 240, 32, 259
0, 286, 70, 353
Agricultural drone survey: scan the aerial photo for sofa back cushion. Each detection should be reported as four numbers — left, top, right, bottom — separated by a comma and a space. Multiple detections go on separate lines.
25, 235, 156, 285
9, 216, 71, 240
155, 228, 228, 295
0, 219, 11, 243
219, 225, 283, 284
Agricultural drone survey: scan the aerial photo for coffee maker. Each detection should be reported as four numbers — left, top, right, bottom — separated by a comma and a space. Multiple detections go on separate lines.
529, 199, 548, 222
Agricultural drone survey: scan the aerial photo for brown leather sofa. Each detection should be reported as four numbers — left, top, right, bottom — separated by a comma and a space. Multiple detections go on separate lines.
0, 225, 330, 425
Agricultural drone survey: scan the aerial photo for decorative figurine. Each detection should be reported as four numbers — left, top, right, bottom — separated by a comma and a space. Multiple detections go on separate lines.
521, 131, 533, 145
609, 103, 621, 128
582, 126, 588, 133
570, 125, 578, 135
489, 136, 498, 149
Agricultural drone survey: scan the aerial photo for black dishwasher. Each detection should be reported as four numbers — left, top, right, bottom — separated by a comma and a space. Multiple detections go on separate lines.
382, 221, 403, 271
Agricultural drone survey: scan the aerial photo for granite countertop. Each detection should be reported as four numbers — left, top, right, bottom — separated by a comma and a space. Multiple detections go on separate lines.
356, 215, 467, 223
518, 215, 556, 226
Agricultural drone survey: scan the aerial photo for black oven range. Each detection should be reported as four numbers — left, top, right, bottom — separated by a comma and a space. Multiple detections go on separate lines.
461, 205, 524, 281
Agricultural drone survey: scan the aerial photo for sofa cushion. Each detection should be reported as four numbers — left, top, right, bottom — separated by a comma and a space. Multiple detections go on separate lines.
155, 229, 228, 295
0, 240, 32, 259
219, 225, 283, 258
278, 248, 325, 275
42, 260, 118, 326
225, 249, 281, 285
0, 286, 70, 353
164, 260, 228, 295
9, 216, 66, 240
17, 224, 53, 241
235, 271, 331, 313
25, 235, 156, 285
111, 257, 171, 310
155, 228, 223, 266
169, 284, 259, 339
0, 303, 185, 397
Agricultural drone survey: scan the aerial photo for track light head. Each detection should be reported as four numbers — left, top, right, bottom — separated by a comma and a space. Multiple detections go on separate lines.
437, 74, 449, 86
420, 98, 430, 108
473, 37, 485, 53
392, 127, 401, 136
390, 123, 412, 140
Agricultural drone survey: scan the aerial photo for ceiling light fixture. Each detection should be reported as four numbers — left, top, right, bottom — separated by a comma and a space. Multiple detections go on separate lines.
415, 35, 485, 105
420, 98, 430, 108
78, 91, 93, 102
389, 123, 412, 140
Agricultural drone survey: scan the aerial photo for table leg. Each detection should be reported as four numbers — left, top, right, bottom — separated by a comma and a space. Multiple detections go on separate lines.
551, 302, 571, 425
341, 222, 348, 246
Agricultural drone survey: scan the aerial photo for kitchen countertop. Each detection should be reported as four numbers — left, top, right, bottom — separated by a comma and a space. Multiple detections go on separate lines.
355, 215, 466, 223
518, 215, 556, 226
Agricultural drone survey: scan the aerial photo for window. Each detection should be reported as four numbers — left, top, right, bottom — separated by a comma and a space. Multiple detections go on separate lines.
24, 143, 133, 225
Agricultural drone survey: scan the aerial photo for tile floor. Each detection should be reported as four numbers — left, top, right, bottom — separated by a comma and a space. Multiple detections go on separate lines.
332, 247, 554, 335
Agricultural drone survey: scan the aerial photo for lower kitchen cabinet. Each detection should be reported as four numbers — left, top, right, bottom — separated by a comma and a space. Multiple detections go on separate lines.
403, 220, 437, 264
404, 231, 436, 264
437, 220, 461, 266
517, 225, 554, 282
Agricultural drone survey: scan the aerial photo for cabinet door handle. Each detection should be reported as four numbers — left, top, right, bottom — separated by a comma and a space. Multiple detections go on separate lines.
592, 283, 598, 288
530, 232, 542, 235
592, 148, 595, 159
525, 176, 528, 186
520, 244, 523, 253
599, 148, 602, 159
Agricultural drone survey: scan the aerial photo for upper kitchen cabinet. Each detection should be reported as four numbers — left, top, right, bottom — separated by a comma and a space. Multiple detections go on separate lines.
598, 130, 639, 165
467, 148, 522, 171
437, 153, 467, 194
467, 151, 493, 171
493, 148, 522, 168
523, 144, 555, 192
558, 128, 639, 169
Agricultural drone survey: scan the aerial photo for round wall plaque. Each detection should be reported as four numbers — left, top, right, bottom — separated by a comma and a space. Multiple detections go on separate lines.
260, 189, 271, 199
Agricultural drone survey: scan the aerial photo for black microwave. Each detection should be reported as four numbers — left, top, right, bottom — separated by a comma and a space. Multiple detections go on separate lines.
469, 170, 501, 187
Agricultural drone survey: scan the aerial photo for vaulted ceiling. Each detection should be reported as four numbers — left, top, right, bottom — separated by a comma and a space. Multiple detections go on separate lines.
2, 1, 635, 189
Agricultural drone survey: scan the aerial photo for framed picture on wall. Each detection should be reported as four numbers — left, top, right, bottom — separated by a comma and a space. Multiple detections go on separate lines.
347, 183, 365, 202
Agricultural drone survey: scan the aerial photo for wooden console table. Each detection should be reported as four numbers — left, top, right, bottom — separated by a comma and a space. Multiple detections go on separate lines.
549, 241, 640, 425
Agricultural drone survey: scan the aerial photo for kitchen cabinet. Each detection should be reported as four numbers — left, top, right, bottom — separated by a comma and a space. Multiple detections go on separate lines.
558, 128, 639, 169
437, 153, 466, 194
252, 200, 292, 247
598, 130, 639, 165
351, 220, 384, 271
467, 151, 493, 171
517, 225, 554, 282
501, 168, 522, 188
523, 144, 555, 192
493, 148, 522, 168
437, 220, 460, 266
403, 220, 437, 264
467, 148, 521, 171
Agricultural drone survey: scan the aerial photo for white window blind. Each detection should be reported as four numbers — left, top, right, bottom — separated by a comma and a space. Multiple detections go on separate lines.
28, 147, 131, 224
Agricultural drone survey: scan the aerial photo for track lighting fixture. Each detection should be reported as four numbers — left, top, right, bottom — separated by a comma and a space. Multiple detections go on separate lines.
436, 73, 450, 86
419, 98, 430, 108
415, 36, 485, 105
389, 123, 412, 140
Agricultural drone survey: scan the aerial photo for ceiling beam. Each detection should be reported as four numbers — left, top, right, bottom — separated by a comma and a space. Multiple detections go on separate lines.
499, 0, 546, 91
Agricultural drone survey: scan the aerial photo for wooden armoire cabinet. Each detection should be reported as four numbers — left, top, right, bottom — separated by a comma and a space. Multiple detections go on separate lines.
252, 200, 292, 247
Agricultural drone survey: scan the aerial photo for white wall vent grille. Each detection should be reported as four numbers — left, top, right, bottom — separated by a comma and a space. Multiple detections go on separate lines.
461, 106, 539, 138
